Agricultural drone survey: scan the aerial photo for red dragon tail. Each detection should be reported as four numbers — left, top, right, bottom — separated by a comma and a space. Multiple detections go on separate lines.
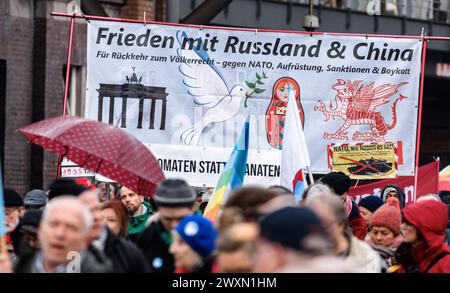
387, 94, 407, 130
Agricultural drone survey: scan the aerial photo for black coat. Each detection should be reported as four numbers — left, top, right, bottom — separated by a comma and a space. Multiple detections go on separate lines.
14, 246, 113, 273
103, 228, 150, 273
134, 220, 175, 273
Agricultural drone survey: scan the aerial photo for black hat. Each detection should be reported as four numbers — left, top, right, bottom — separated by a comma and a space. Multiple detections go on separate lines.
4, 188, 24, 207
260, 207, 330, 253
11, 209, 43, 255
47, 178, 89, 200
17, 209, 43, 233
320, 172, 351, 196
358, 195, 384, 213
154, 179, 196, 208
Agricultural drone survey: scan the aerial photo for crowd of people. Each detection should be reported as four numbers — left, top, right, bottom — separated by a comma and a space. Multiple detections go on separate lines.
1, 171, 450, 273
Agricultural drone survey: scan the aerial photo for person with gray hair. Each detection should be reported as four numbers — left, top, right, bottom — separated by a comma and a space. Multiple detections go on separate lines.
305, 191, 382, 273
14, 197, 112, 273
300, 183, 335, 205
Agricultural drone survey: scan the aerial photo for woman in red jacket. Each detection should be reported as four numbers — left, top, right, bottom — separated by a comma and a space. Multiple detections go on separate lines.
398, 200, 450, 273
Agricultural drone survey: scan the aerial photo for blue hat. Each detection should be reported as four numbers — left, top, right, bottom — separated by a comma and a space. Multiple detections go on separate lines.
175, 215, 218, 257
358, 195, 384, 213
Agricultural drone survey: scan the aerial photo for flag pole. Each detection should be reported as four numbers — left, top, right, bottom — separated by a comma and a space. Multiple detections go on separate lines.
306, 166, 314, 185
0, 236, 6, 256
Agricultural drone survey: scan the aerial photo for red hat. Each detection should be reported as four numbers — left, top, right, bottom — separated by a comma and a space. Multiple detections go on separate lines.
74, 178, 97, 191
370, 203, 401, 236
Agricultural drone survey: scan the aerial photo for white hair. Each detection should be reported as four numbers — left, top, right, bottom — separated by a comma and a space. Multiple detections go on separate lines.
42, 196, 93, 233
305, 188, 346, 224
303, 183, 336, 201
416, 193, 441, 203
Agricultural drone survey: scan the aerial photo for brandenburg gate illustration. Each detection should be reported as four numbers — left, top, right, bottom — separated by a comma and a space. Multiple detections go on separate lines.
96, 69, 168, 130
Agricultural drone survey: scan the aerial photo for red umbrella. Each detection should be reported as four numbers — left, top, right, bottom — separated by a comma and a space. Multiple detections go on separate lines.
18, 116, 165, 197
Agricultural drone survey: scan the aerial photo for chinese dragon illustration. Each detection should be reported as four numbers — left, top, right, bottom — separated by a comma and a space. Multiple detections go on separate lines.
265, 77, 305, 149
314, 79, 408, 142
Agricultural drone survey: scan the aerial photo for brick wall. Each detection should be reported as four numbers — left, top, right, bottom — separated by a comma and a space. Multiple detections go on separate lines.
39, 19, 87, 190
155, 0, 166, 22
3, 17, 34, 195
121, 0, 155, 20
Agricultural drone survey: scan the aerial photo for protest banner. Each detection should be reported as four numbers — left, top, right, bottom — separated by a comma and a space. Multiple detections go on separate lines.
85, 20, 423, 186
349, 160, 439, 204
61, 157, 96, 179
329, 142, 397, 179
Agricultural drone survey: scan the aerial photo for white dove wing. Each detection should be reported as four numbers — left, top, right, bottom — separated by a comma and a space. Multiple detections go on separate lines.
177, 47, 230, 108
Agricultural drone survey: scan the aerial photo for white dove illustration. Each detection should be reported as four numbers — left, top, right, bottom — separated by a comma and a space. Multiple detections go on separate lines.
176, 31, 248, 146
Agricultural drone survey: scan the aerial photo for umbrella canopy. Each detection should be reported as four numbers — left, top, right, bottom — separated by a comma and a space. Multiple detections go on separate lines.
19, 116, 165, 197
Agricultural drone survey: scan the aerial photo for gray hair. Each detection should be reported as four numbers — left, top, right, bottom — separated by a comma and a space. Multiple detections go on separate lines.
42, 196, 93, 233
302, 183, 336, 202
304, 189, 346, 225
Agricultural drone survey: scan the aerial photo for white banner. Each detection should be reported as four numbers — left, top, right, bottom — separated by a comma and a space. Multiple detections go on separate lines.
86, 20, 423, 186
148, 144, 281, 187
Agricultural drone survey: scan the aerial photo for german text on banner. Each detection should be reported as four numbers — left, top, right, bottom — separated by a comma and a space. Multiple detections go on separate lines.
86, 21, 423, 185
329, 142, 397, 179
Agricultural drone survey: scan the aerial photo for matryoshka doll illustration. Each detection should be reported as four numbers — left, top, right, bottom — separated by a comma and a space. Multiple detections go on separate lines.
265, 77, 305, 149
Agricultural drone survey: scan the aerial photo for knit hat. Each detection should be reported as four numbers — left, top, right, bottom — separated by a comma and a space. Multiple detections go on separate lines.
260, 207, 330, 253
154, 179, 196, 208
370, 203, 401, 236
175, 215, 218, 257
4, 188, 24, 207
358, 195, 384, 213
320, 172, 351, 196
381, 184, 406, 208
24, 189, 47, 207
47, 178, 90, 200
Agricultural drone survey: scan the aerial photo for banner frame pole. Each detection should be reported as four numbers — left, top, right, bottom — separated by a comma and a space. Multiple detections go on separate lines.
413, 38, 428, 203
56, 14, 76, 179
50, 12, 450, 186
49, 12, 450, 42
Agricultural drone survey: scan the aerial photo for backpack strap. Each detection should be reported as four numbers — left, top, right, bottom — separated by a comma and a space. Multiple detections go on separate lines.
424, 251, 450, 273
